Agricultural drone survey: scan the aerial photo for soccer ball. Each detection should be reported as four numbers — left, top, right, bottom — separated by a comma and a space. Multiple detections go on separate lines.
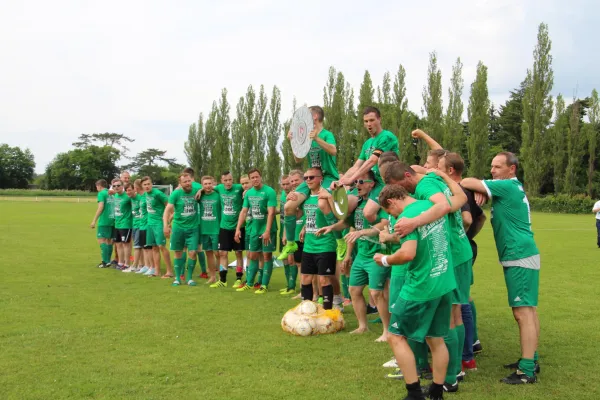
314, 316, 333, 334
282, 312, 299, 332
294, 318, 313, 336
298, 301, 318, 316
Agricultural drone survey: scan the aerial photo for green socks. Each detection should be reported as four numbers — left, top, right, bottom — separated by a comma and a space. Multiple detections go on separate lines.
455, 324, 465, 373
283, 264, 290, 288
409, 340, 430, 371
100, 243, 109, 263
534, 351, 539, 363
246, 259, 259, 285
262, 260, 274, 286
444, 328, 459, 384
284, 215, 296, 242
289, 265, 298, 290
186, 258, 196, 281
198, 252, 207, 274
182, 251, 187, 265
518, 358, 536, 377
257, 268, 264, 285
470, 300, 478, 343
174, 258, 185, 282
341, 275, 350, 299
107, 244, 114, 262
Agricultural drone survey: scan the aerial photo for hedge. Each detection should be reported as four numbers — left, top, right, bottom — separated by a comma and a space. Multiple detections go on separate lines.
528, 194, 596, 214
0, 189, 95, 197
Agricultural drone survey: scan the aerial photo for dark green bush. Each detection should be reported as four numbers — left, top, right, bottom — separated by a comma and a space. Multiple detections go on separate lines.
528, 194, 596, 214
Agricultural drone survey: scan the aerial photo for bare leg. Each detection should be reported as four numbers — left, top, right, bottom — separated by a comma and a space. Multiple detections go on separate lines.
513, 306, 538, 360
152, 247, 161, 275
388, 334, 418, 383
372, 289, 390, 342
206, 250, 217, 284
123, 242, 132, 267
219, 250, 229, 271
349, 286, 368, 334
427, 337, 449, 385
159, 245, 172, 276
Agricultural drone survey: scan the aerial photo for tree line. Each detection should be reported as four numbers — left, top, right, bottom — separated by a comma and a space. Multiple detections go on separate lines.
2, 23, 599, 197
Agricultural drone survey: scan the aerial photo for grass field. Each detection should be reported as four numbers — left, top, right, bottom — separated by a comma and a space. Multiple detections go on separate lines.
1, 201, 600, 400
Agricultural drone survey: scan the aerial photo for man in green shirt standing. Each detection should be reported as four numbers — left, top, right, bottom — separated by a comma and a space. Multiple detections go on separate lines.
462, 152, 540, 384
375, 184, 456, 400
90, 179, 115, 268
280, 106, 343, 261
112, 179, 133, 270
164, 173, 199, 287
213, 171, 244, 288
235, 168, 277, 294
280, 170, 304, 296
197, 176, 222, 285
142, 176, 172, 278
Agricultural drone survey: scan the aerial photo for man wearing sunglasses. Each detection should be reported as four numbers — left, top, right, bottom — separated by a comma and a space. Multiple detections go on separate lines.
280, 106, 342, 262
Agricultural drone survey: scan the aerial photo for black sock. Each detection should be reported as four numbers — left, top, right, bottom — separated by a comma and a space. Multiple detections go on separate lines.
301, 284, 313, 301
428, 382, 443, 399
219, 269, 227, 283
236, 271, 243, 279
405, 381, 422, 399
322, 285, 333, 310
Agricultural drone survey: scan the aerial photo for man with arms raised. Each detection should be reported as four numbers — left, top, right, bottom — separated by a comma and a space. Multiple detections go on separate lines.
280, 106, 342, 261
375, 185, 456, 400
90, 179, 115, 268
461, 152, 540, 384
235, 168, 277, 294
142, 176, 173, 277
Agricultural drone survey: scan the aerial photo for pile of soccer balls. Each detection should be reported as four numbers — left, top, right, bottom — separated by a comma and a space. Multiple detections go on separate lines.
281, 301, 345, 336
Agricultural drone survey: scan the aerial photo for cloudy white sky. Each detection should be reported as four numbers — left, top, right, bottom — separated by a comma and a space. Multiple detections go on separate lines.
0, 0, 598, 173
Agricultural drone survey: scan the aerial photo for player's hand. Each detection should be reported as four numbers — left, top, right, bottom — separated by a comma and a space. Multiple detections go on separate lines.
411, 165, 428, 175
338, 176, 352, 187
163, 226, 171, 238
318, 189, 332, 201
287, 131, 293, 141
286, 192, 299, 202
394, 217, 417, 237
309, 128, 318, 140
108, 189, 115, 195
373, 253, 384, 266
194, 190, 202, 201
234, 229, 241, 243
315, 226, 332, 237
379, 230, 395, 243
90, 221, 96, 229
299, 228, 305, 242
411, 129, 426, 139
344, 230, 362, 244
474, 192, 488, 206
261, 231, 271, 246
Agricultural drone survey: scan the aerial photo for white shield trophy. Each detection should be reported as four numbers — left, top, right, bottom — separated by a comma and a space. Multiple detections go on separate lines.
290, 106, 314, 159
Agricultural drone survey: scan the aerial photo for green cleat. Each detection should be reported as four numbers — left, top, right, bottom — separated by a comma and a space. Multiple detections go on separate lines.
336, 239, 347, 261
210, 281, 227, 288
255, 286, 268, 294
232, 279, 244, 289
187, 280, 197, 286
236, 284, 253, 292
277, 242, 298, 260
280, 288, 296, 296
317, 296, 324, 305
386, 368, 404, 380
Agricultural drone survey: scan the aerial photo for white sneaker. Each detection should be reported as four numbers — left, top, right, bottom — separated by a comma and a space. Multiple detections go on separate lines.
137, 266, 149, 274
144, 268, 155, 276
122, 267, 134, 273
383, 358, 398, 368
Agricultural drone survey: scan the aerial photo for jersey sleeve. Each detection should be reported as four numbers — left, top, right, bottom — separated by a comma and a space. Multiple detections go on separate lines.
168, 190, 178, 204
324, 130, 336, 145
97, 191, 106, 204
358, 141, 369, 161
400, 230, 418, 245
482, 179, 514, 199
267, 188, 277, 207
242, 193, 250, 209
374, 132, 399, 153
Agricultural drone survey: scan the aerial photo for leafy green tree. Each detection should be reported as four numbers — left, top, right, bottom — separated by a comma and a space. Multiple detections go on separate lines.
323, 68, 345, 145
46, 146, 120, 190
230, 99, 244, 179
184, 113, 208, 176
421, 51, 444, 160
551, 94, 568, 193
356, 70, 375, 147
392, 64, 416, 165
253, 85, 268, 173
240, 85, 256, 175
0, 144, 35, 189
125, 148, 178, 184
521, 23, 554, 194
587, 89, 599, 196
467, 61, 490, 177
73, 133, 134, 159
444, 57, 464, 152
211, 88, 231, 178
564, 98, 588, 194
203, 102, 219, 176
492, 83, 526, 155
264, 86, 282, 188
339, 85, 357, 172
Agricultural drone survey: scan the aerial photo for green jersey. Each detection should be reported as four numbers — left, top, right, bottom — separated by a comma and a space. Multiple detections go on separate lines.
482, 178, 539, 263
279, 191, 287, 236
96, 189, 115, 227
242, 184, 277, 236
303, 193, 336, 253
146, 188, 168, 226
114, 192, 133, 229
347, 197, 387, 258
307, 129, 339, 180
169, 188, 199, 230
399, 200, 456, 302
387, 214, 407, 278
131, 194, 142, 229
414, 173, 473, 265
358, 130, 399, 184
199, 191, 221, 235
139, 194, 148, 230
215, 183, 244, 230
296, 213, 305, 242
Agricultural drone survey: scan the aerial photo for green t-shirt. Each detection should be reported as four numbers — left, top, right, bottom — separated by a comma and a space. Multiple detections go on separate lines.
482, 178, 539, 262
399, 200, 456, 302
414, 173, 473, 266
358, 130, 399, 184
169, 188, 199, 230
131, 194, 142, 229
199, 191, 221, 235
386, 214, 407, 278
279, 191, 287, 236
146, 188, 168, 226
96, 189, 115, 227
215, 183, 244, 230
139, 194, 148, 230
114, 192, 133, 229
303, 193, 336, 253
296, 213, 305, 242
242, 184, 278, 236
347, 197, 387, 258
306, 129, 339, 180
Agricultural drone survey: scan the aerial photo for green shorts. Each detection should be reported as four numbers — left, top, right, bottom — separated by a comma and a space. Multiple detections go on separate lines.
504, 267, 539, 307
170, 228, 199, 252
146, 224, 166, 246
452, 259, 472, 305
248, 231, 277, 253
349, 255, 391, 291
389, 274, 406, 309
295, 176, 336, 199
97, 225, 114, 239
389, 292, 452, 342
368, 182, 383, 204
201, 234, 219, 251
244, 229, 251, 251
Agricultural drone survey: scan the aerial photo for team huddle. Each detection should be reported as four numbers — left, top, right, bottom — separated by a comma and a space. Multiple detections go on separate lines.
90, 106, 541, 400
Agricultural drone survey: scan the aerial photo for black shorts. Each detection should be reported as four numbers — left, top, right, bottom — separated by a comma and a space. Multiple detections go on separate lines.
301, 251, 336, 276
113, 228, 132, 243
293, 241, 304, 263
218, 228, 244, 252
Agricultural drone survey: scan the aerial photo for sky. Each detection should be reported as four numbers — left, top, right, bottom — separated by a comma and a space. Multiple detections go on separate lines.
0, 0, 598, 173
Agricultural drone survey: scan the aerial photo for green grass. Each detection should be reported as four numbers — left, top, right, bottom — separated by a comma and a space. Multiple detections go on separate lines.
1, 202, 599, 399
0, 189, 95, 197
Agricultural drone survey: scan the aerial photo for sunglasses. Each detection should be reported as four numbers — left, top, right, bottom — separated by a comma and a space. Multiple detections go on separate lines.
113, 184, 122, 187
303, 175, 322, 181
354, 179, 373, 185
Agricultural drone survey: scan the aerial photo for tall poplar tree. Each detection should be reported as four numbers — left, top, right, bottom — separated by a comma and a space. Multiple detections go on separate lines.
421, 51, 443, 160
467, 61, 490, 177
444, 57, 464, 152
265, 86, 282, 188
